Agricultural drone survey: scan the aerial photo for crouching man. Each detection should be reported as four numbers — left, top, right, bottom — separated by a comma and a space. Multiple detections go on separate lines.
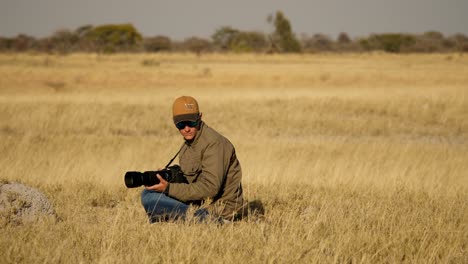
141, 96, 244, 223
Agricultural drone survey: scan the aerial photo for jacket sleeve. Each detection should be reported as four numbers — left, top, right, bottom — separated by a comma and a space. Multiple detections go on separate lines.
168, 140, 229, 202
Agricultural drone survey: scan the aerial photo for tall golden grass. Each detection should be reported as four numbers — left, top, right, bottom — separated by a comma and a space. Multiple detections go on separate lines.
0, 53, 467, 263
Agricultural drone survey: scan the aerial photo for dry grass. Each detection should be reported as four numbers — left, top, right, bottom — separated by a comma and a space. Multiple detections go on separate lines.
0, 52, 467, 263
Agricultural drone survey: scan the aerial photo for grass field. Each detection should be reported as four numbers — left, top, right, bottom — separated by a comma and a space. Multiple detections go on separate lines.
0, 52, 467, 263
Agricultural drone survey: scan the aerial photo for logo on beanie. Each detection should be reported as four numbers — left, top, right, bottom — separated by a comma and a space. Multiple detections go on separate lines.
185, 103, 194, 109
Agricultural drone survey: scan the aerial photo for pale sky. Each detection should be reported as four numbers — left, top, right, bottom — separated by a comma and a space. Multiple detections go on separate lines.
1, 0, 467, 40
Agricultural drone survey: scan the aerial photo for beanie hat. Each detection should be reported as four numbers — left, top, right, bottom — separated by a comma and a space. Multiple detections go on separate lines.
172, 96, 200, 124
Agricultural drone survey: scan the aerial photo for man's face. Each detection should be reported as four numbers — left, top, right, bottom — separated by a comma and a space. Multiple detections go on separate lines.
178, 124, 198, 141
175, 114, 201, 141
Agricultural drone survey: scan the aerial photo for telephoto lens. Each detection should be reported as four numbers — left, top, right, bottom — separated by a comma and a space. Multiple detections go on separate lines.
124, 166, 181, 188
124, 171, 160, 188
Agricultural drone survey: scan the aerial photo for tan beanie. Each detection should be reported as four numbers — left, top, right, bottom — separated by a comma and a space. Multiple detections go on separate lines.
172, 96, 200, 124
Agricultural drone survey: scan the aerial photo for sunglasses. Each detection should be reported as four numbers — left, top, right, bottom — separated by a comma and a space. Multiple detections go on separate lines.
175, 120, 199, 130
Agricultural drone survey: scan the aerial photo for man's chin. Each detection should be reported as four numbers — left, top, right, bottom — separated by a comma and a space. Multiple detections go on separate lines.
184, 135, 194, 140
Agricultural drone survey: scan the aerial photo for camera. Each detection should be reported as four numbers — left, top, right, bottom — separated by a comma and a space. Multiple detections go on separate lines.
124, 165, 184, 188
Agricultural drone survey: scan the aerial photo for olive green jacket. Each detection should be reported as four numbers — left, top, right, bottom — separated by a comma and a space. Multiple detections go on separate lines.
168, 122, 244, 219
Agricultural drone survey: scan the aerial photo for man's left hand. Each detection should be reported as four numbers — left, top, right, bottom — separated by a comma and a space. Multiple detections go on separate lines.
145, 174, 168, 193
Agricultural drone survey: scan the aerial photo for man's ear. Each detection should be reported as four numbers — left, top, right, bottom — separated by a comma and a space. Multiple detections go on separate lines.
199, 113, 203, 120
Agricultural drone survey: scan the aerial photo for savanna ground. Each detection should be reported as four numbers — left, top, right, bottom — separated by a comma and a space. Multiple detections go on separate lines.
0, 52, 467, 263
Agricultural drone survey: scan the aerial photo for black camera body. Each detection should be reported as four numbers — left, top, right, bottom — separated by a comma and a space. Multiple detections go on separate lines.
124, 165, 185, 188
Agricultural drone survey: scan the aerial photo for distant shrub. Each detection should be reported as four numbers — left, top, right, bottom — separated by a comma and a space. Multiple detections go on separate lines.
302, 33, 334, 52
144, 36, 171, 52
141, 59, 160, 67
337, 32, 351, 44
0, 37, 14, 51
403, 31, 446, 53
335, 32, 362, 52
49, 29, 80, 54
11, 34, 36, 52
360, 33, 415, 53
212, 27, 267, 53
181, 37, 212, 55
230, 31, 267, 52
450, 34, 468, 52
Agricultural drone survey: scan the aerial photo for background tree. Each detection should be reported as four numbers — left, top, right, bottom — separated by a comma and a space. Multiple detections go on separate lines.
268, 11, 301, 53
212, 26, 240, 51
335, 32, 361, 52
450, 33, 468, 52
11, 34, 36, 52
337, 32, 351, 44
85, 24, 142, 52
212, 27, 267, 53
75, 25, 93, 39
408, 31, 447, 52
182, 37, 212, 55
144, 35, 171, 52
230, 31, 267, 52
0, 37, 14, 51
360, 33, 415, 53
301, 33, 333, 52
72, 25, 95, 51
49, 29, 79, 54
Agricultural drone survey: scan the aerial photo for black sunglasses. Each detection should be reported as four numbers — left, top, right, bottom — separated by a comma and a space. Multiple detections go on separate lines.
175, 120, 199, 130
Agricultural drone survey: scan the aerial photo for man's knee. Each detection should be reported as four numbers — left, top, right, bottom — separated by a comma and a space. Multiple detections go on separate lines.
141, 189, 159, 209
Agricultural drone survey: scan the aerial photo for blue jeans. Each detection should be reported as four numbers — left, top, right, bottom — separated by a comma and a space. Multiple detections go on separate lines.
141, 189, 209, 223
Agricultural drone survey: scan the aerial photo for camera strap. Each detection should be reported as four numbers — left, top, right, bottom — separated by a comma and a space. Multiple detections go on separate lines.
164, 143, 185, 169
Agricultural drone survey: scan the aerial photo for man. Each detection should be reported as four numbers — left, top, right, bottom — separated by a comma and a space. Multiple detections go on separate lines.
141, 96, 244, 223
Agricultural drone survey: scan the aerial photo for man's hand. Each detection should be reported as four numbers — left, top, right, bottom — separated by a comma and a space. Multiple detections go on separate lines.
145, 173, 169, 193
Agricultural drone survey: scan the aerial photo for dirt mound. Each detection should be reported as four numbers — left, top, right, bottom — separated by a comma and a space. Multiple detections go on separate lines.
0, 181, 56, 225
